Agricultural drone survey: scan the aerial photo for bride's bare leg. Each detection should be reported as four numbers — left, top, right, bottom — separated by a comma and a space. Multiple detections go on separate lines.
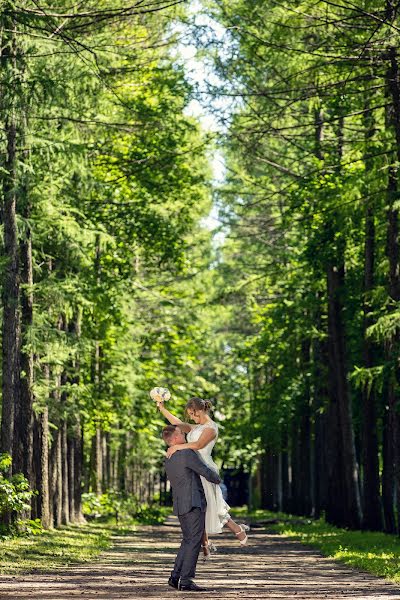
201, 530, 210, 557
225, 518, 247, 542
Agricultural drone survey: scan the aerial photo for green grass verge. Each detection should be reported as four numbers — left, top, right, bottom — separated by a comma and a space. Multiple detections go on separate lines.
0, 522, 121, 574
0, 507, 173, 575
0, 503, 173, 575
232, 508, 400, 583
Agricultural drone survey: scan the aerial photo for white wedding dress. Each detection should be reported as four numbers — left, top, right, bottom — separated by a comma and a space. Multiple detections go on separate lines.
187, 419, 231, 534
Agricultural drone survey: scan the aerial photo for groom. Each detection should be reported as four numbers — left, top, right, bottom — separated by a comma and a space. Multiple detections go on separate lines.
163, 424, 221, 592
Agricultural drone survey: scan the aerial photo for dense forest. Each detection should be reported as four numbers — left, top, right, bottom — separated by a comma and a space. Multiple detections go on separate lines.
1, 0, 400, 538
0, 0, 218, 529
207, 0, 400, 533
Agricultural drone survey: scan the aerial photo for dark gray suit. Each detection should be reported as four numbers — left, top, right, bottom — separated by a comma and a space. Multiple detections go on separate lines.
164, 449, 221, 585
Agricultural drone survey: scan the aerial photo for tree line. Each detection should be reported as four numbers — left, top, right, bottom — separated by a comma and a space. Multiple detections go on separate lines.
4, 0, 399, 538
0, 0, 217, 530
203, 0, 400, 532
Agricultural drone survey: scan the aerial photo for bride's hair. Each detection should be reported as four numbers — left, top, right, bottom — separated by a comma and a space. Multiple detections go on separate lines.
185, 396, 213, 417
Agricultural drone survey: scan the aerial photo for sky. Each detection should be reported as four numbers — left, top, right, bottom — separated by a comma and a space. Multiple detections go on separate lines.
174, 2, 231, 237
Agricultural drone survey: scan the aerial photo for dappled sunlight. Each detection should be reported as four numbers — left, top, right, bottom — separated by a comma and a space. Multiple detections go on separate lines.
0, 524, 111, 574
268, 514, 400, 584
0, 522, 399, 598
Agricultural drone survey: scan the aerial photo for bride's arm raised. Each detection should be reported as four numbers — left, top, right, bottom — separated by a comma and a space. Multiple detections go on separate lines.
166, 427, 216, 458
156, 401, 193, 434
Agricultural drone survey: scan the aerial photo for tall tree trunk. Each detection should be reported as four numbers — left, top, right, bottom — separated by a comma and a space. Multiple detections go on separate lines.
49, 372, 62, 528
299, 339, 312, 515
91, 428, 103, 495
112, 447, 118, 490
275, 452, 283, 512
13, 171, 34, 488
361, 97, 382, 531
124, 431, 132, 495
258, 451, 268, 509
95, 428, 102, 495
298, 410, 312, 515
382, 47, 400, 531
281, 429, 291, 513
0, 19, 20, 469
49, 425, 62, 528
361, 204, 382, 530
312, 114, 328, 520
264, 451, 275, 510
61, 419, 69, 524
314, 409, 327, 519
312, 306, 328, 519
382, 161, 400, 532
37, 406, 50, 528
56, 427, 62, 527
102, 432, 110, 490
69, 312, 84, 522
73, 417, 85, 522
325, 381, 346, 525
324, 114, 361, 528
90, 236, 103, 496
67, 434, 75, 522
290, 422, 301, 514
326, 263, 362, 528
32, 364, 50, 527
382, 379, 397, 533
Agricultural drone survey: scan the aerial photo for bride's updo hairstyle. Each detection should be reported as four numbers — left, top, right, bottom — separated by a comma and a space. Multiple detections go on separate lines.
185, 396, 213, 417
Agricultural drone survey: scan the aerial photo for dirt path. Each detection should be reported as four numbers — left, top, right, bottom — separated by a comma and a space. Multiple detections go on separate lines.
0, 518, 399, 599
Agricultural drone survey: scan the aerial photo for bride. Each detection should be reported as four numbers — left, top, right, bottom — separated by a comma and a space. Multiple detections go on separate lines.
156, 395, 249, 559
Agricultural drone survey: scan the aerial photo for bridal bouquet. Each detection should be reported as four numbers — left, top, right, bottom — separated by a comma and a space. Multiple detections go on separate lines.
149, 387, 171, 403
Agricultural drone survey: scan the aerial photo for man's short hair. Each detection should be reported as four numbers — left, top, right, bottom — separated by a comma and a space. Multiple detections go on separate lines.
162, 424, 179, 444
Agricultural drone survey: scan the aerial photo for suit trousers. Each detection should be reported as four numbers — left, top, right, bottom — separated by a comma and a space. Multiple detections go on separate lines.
171, 507, 205, 584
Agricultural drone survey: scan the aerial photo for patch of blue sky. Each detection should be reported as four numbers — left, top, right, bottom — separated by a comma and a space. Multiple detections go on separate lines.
172, 1, 238, 243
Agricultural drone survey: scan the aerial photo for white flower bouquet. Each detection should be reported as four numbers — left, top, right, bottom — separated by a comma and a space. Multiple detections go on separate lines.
149, 387, 171, 403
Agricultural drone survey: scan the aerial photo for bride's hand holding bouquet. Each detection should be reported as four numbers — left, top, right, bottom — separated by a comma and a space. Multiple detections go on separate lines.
150, 386, 170, 410
150, 386, 194, 436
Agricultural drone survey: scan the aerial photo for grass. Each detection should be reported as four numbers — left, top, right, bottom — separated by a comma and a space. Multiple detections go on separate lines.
0, 522, 124, 574
0, 506, 172, 575
232, 507, 400, 583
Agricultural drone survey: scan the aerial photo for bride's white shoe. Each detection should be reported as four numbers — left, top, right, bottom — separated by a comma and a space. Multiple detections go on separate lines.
201, 544, 211, 561
235, 523, 250, 546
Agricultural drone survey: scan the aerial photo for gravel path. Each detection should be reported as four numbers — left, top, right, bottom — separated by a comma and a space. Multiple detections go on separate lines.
0, 518, 399, 599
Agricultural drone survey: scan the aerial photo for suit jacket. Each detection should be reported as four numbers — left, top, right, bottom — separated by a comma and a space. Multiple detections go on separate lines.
164, 449, 221, 516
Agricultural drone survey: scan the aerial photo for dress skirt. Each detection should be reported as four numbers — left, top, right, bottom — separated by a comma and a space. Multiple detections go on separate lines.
200, 475, 231, 534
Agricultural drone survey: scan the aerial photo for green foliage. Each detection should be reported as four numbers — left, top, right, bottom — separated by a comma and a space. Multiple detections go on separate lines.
194, 0, 400, 503
350, 366, 385, 396
13, 519, 44, 537
82, 492, 170, 525
0, 455, 34, 534
5, 0, 400, 537
0, 0, 218, 495
134, 504, 171, 525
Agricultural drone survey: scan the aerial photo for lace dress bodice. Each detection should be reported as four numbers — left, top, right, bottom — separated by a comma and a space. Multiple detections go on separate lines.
187, 420, 219, 470
186, 419, 230, 534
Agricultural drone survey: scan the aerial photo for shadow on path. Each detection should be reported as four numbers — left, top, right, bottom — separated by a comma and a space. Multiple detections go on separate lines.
0, 518, 399, 599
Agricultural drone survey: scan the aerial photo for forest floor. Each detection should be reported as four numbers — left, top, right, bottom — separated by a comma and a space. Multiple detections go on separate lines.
0, 516, 399, 599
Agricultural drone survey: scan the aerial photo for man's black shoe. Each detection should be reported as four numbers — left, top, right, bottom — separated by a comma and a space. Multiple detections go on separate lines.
168, 576, 179, 589
178, 581, 207, 592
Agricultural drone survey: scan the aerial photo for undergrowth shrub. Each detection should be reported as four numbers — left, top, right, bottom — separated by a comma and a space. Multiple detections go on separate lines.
82, 490, 169, 524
